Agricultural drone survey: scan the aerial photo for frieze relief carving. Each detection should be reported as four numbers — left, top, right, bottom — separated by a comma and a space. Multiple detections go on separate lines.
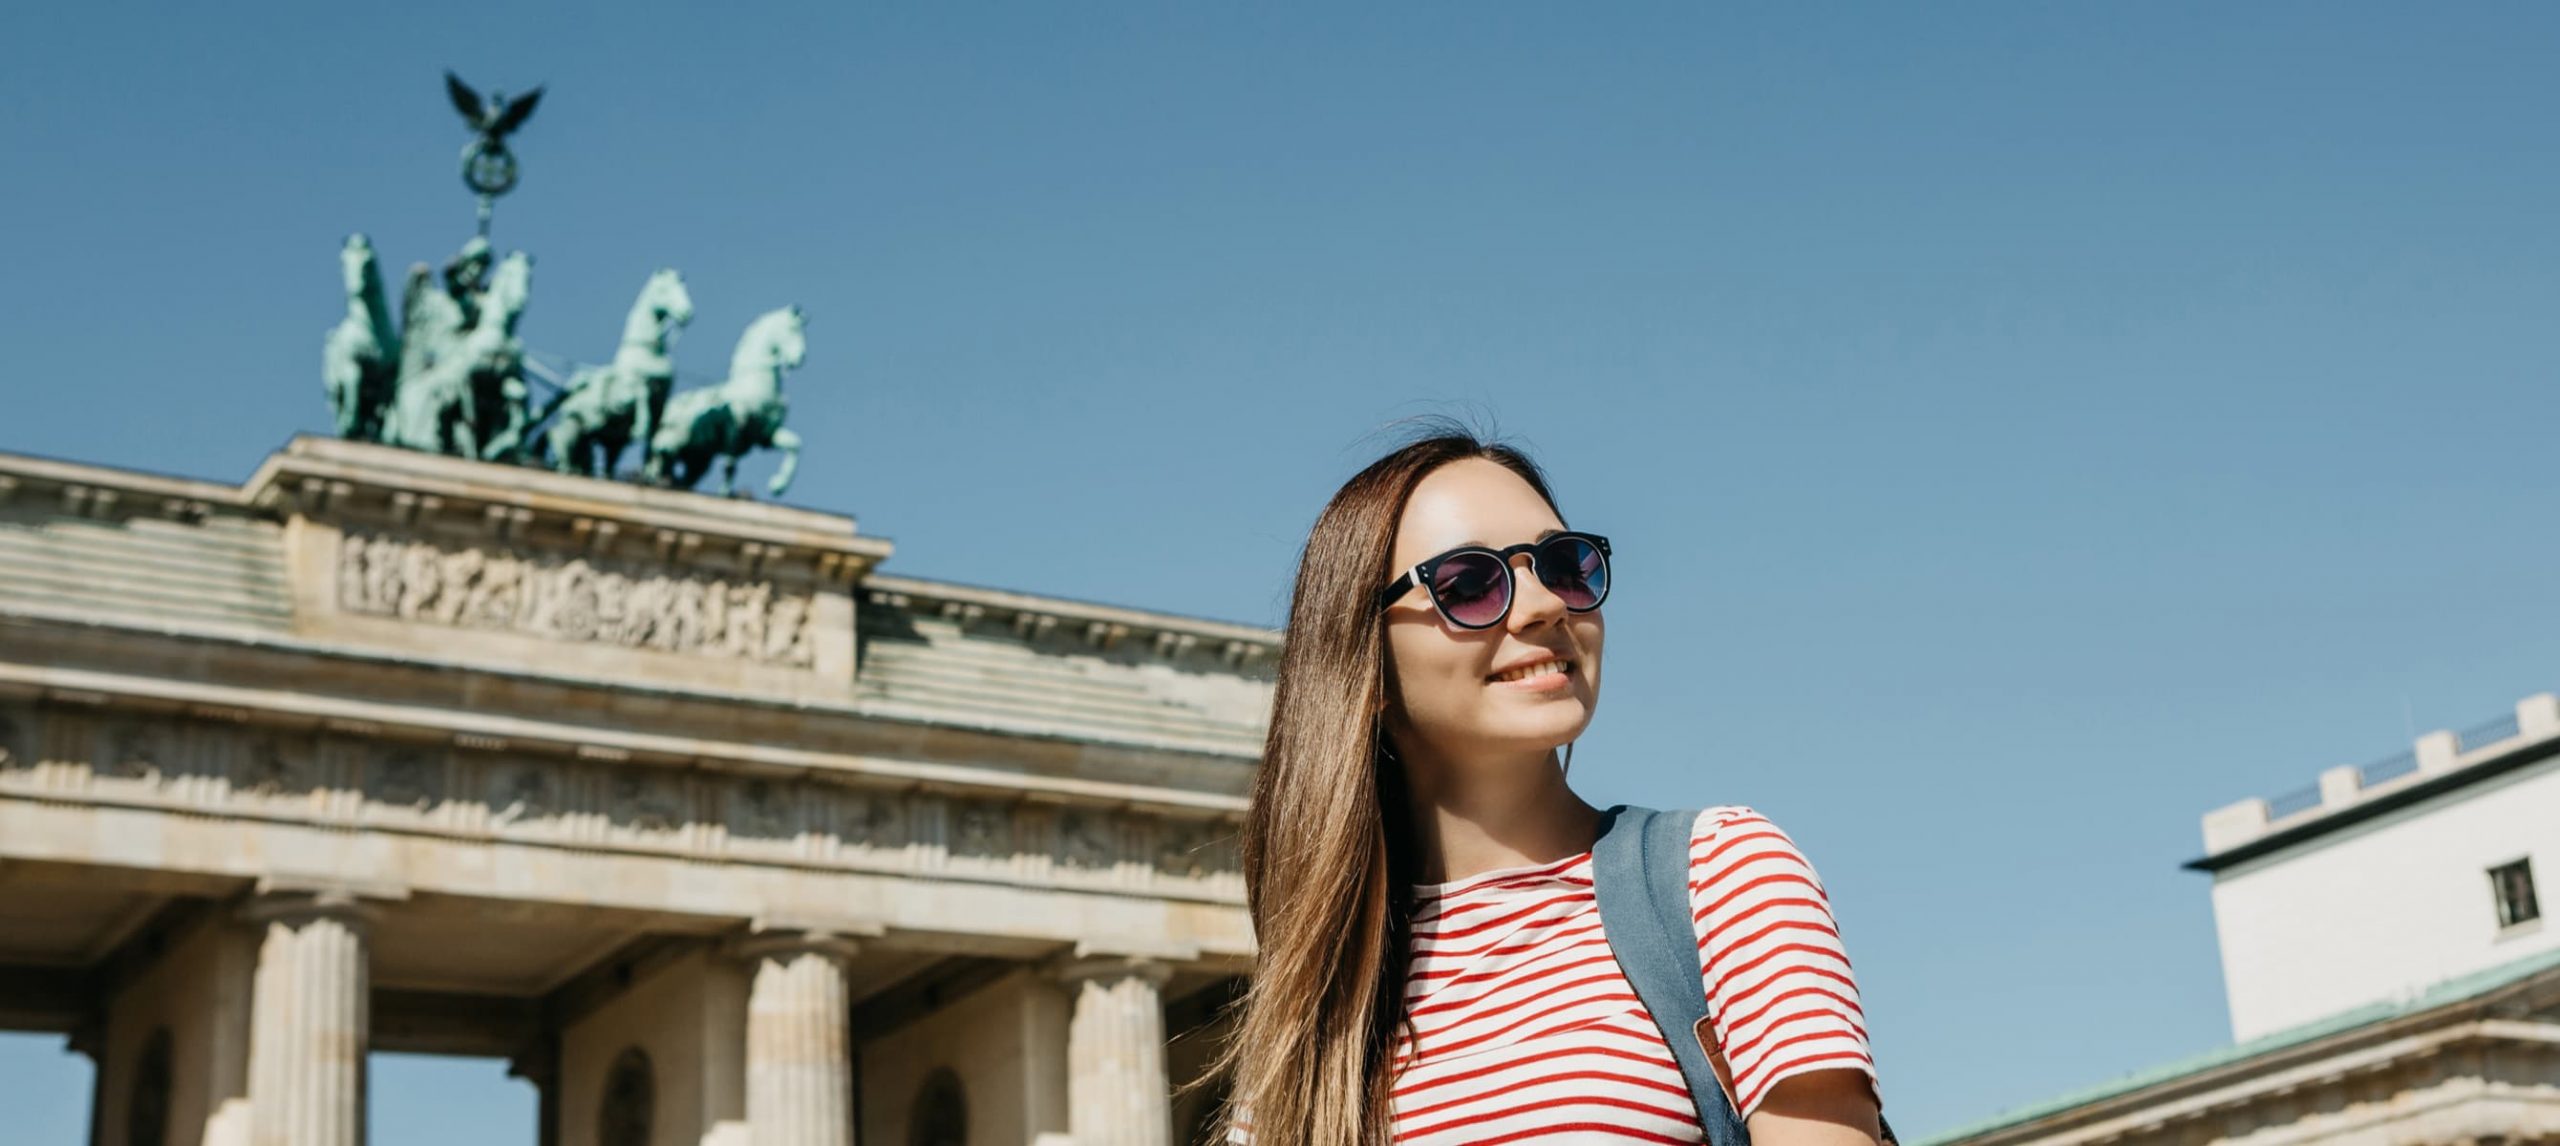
239, 731, 316, 797
371, 746, 446, 809
1154, 820, 1222, 880
835, 790, 905, 849
336, 530, 817, 666
100, 720, 172, 783
727, 779, 793, 841
0, 706, 1243, 898
609, 771, 689, 834
487, 761, 556, 824
1058, 809, 1119, 870
952, 798, 1012, 859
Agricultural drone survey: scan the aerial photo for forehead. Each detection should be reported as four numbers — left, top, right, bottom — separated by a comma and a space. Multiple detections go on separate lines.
1391, 458, 1563, 568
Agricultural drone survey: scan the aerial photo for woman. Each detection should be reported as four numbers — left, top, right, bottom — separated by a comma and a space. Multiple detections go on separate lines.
1214, 427, 1883, 1146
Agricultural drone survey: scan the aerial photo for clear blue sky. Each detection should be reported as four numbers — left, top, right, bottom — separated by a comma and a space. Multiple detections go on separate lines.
5, 2, 2558, 1140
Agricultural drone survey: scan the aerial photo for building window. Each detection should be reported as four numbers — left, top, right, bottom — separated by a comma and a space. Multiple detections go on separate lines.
2490, 858, 2541, 929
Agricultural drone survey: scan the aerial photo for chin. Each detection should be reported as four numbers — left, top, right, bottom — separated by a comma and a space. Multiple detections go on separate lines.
1488, 704, 1593, 749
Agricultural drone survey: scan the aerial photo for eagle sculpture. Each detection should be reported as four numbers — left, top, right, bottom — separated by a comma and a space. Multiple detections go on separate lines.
445, 71, 544, 145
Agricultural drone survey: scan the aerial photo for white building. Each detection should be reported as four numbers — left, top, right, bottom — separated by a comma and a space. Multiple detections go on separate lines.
1930, 694, 2560, 1146
2200, 698, 2557, 1043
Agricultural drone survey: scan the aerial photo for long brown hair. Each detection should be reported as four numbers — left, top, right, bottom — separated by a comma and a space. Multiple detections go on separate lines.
1210, 423, 1568, 1146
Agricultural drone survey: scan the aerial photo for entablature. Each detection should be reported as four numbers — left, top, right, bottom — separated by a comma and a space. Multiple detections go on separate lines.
0, 691, 1251, 941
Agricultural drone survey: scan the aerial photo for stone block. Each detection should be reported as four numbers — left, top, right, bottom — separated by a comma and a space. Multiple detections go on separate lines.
2201, 798, 2271, 854
2518, 694, 2560, 739
2414, 730, 2460, 774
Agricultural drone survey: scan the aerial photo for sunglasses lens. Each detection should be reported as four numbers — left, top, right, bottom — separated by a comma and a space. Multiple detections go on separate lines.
1539, 536, 1608, 610
1429, 552, 1511, 628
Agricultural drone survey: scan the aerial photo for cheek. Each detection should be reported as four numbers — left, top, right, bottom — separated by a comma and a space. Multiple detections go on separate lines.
1386, 627, 1484, 712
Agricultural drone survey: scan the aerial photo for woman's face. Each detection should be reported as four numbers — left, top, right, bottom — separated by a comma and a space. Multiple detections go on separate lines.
1381, 458, 1604, 765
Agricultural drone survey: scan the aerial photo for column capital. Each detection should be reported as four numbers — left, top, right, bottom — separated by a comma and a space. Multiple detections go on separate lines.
1046, 950, 1178, 990
240, 877, 406, 929
728, 918, 873, 964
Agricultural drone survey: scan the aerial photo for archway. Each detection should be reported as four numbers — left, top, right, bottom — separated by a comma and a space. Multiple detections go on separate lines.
599, 1046, 654, 1146
908, 1066, 965, 1146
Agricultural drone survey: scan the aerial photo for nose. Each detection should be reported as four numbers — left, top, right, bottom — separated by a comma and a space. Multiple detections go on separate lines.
1504, 553, 1569, 632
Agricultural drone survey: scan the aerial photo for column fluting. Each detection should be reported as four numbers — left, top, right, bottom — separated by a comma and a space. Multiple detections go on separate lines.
1056, 956, 1176, 1146
740, 930, 859, 1146
243, 889, 374, 1146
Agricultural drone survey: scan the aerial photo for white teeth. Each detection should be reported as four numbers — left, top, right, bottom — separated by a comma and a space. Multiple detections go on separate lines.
1493, 659, 1569, 683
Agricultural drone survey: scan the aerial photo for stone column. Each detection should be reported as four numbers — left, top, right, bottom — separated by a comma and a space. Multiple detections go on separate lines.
508, 1034, 560, 1146
1054, 955, 1176, 1146
242, 890, 375, 1146
738, 929, 860, 1146
69, 1023, 104, 1146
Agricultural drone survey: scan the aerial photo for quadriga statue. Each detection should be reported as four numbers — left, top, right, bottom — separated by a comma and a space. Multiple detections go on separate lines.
380, 251, 535, 459
322, 234, 400, 442
644, 306, 805, 498
539, 268, 693, 479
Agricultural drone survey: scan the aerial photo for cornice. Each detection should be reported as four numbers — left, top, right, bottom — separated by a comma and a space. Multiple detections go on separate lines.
862, 573, 1282, 670
0, 450, 246, 524
244, 436, 892, 585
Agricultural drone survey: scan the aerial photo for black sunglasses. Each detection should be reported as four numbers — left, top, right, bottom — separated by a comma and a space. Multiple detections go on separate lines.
1376, 531, 1613, 630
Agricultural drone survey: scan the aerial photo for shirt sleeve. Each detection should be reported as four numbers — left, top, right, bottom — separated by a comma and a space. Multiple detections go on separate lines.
1688, 805, 1877, 1119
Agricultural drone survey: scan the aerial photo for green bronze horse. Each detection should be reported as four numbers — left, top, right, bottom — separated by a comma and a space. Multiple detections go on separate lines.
322, 234, 400, 442
541, 268, 694, 479
643, 306, 805, 497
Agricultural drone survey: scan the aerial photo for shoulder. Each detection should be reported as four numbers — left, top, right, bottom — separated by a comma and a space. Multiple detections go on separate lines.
1686, 805, 1821, 872
1682, 805, 1839, 925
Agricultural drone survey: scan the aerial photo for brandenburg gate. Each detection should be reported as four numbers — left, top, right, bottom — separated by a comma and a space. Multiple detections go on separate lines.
0, 436, 1271, 1145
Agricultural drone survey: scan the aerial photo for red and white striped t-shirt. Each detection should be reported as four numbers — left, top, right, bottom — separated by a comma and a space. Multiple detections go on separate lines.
1240, 806, 1876, 1144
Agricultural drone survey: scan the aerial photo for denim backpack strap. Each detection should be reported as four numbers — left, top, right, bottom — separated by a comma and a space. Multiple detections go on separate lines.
1592, 805, 1752, 1146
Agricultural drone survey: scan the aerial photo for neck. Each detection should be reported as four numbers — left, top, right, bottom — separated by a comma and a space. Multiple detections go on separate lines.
1390, 729, 1602, 886
617, 329, 670, 369
352, 284, 390, 336
476, 299, 519, 340
728, 358, 779, 400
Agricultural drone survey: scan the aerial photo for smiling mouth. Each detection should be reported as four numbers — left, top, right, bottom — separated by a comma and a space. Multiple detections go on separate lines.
1489, 657, 1573, 684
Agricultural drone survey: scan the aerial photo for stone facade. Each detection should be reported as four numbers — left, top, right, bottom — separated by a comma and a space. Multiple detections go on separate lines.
0, 437, 1275, 1145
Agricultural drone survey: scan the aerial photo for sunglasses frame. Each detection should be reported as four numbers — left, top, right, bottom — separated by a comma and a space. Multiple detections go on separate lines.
1375, 531, 1613, 631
